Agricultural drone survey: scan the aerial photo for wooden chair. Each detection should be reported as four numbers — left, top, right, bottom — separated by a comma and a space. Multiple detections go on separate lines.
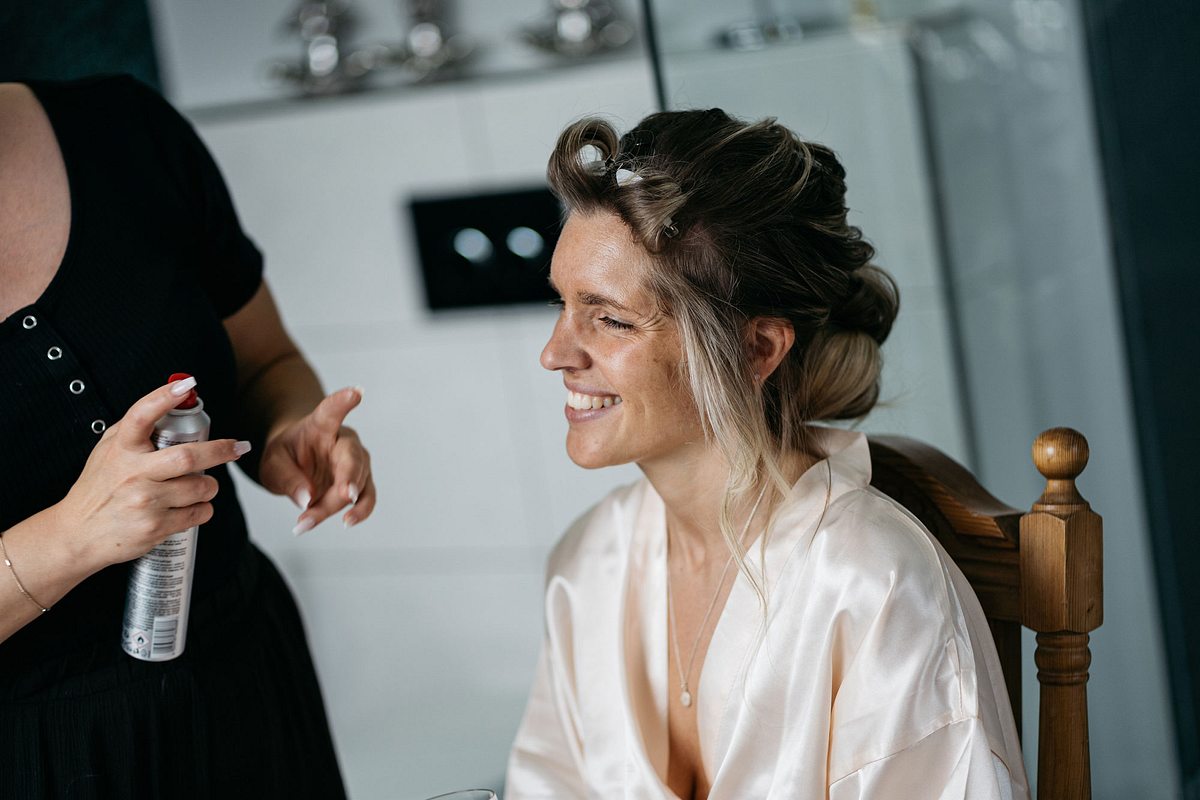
868, 427, 1102, 800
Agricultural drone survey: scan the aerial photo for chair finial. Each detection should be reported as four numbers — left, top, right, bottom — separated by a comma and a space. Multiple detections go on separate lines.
1032, 427, 1090, 510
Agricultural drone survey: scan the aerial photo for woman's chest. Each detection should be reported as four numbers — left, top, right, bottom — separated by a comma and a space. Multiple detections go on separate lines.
0, 124, 70, 319
0, 245, 63, 321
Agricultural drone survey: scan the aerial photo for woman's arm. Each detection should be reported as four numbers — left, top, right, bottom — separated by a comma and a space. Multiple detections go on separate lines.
222, 280, 375, 532
0, 506, 95, 642
223, 280, 325, 459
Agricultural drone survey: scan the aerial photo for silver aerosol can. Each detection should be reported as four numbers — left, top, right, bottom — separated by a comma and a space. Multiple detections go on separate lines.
121, 373, 210, 661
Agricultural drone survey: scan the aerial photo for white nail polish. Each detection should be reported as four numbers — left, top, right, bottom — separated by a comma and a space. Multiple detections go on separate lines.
292, 489, 311, 510
351, 385, 365, 399
233, 441, 252, 457
170, 376, 197, 396
348, 483, 359, 504
293, 518, 315, 536
343, 517, 357, 530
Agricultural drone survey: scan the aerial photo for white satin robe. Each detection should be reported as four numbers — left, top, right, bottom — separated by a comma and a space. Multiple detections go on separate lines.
506, 428, 1029, 800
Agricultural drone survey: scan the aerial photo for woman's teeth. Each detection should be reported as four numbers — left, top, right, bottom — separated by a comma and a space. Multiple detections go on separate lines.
567, 390, 622, 410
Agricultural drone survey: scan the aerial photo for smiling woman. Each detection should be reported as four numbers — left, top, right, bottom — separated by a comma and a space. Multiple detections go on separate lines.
506, 110, 1028, 800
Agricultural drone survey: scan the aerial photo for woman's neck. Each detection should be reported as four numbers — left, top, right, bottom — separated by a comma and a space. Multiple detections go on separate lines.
640, 443, 815, 569
638, 441, 806, 566
642, 446, 728, 566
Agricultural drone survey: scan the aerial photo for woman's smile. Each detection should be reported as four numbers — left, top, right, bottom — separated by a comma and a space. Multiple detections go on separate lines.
565, 386, 623, 417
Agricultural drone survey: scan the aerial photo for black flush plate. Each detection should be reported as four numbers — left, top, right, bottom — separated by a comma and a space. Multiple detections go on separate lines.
409, 186, 564, 311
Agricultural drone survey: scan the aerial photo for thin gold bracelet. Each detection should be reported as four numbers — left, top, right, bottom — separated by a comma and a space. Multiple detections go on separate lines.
0, 531, 50, 614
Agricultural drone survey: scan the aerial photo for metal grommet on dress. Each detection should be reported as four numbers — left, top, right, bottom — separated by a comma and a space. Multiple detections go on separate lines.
69, 379, 85, 395
22, 315, 37, 330
47, 346, 63, 360
91, 419, 107, 434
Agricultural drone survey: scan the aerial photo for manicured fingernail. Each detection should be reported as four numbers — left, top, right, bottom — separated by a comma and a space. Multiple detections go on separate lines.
343, 516, 357, 530
351, 385, 365, 399
347, 483, 359, 504
293, 518, 315, 536
292, 489, 311, 510
170, 376, 197, 395
233, 441, 252, 457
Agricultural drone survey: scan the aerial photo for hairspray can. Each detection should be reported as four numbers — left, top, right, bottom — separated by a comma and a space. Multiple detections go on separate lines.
121, 373, 210, 661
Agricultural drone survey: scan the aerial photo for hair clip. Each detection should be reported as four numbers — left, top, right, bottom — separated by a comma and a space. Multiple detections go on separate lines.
663, 218, 679, 239
614, 167, 642, 187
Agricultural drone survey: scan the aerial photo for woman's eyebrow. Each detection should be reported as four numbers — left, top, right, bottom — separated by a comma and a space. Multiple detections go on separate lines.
578, 291, 636, 314
546, 276, 640, 315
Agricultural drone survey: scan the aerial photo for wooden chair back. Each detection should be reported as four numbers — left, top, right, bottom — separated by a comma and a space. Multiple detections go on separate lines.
868, 427, 1102, 800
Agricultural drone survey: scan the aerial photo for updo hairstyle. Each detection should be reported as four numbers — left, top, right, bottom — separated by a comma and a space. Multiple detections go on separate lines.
548, 110, 899, 599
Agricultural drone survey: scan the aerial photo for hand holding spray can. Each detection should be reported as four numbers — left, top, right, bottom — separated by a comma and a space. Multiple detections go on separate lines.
121, 373, 210, 661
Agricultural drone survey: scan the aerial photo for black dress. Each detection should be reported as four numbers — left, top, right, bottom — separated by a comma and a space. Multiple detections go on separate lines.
0, 75, 347, 799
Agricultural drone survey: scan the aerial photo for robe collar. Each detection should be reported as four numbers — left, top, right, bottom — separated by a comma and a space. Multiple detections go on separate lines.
617, 427, 873, 797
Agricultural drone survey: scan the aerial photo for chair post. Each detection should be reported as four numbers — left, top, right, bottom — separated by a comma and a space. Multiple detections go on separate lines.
1020, 428, 1103, 799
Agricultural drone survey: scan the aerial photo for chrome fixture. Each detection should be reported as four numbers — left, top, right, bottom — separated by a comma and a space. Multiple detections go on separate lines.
717, 0, 805, 51
269, 0, 472, 95
270, 1, 380, 95
522, 0, 634, 58
389, 0, 474, 79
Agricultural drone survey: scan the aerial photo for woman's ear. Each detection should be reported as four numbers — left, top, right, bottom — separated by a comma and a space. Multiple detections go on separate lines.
746, 317, 795, 382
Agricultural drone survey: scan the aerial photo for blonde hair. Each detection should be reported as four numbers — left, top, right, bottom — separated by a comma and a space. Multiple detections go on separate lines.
548, 110, 899, 608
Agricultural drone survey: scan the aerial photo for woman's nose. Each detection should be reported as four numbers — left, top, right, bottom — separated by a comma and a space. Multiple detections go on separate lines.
540, 315, 588, 372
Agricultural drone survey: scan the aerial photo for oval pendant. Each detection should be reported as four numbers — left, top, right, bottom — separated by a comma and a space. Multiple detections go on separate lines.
680, 690, 693, 707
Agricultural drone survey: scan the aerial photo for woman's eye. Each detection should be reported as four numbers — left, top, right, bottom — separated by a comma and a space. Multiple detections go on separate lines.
548, 297, 565, 310
599, 316, 634, 331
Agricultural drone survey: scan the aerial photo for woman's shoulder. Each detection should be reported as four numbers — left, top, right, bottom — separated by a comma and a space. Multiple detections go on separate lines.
26, 74, 164, 116
25, 75, 193, 168
545, 478, 649, 582
807, 485, 958, 615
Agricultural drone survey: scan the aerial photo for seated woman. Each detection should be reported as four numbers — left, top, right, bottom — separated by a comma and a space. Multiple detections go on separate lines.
505, 110, 1027, 799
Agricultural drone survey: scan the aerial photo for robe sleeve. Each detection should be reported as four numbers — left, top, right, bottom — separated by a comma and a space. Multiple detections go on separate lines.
505, 641, 590, 799
820, 496, 1028, 800
828, 719, 1017, 799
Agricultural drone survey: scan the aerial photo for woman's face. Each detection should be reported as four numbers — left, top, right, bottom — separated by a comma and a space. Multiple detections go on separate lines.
541, 211, 705, 470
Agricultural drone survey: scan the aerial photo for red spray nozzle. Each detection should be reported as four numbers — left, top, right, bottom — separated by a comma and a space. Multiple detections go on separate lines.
168, 372, 199, 409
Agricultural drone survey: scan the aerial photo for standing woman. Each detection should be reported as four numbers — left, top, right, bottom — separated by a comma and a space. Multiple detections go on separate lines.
506, 110, 1027, 799
0, 75, 375, 797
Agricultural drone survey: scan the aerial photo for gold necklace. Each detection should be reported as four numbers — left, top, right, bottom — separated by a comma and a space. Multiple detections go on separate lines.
665, 484, 768, 708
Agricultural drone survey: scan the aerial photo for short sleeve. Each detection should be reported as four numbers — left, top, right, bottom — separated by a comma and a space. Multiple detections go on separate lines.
119, 76, 263, 318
